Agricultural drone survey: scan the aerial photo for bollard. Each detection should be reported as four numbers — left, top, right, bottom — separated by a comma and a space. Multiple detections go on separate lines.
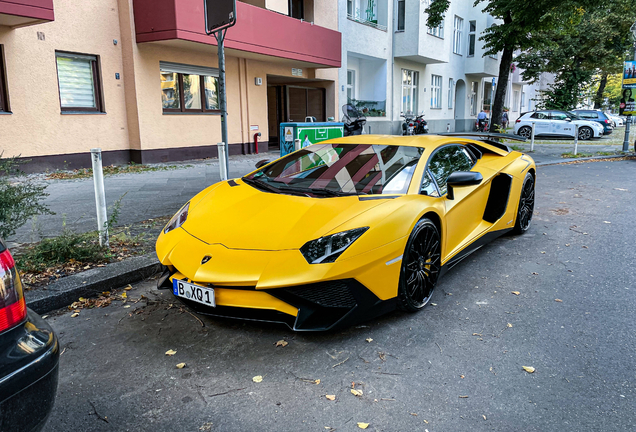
294, 139, 301, 151
217, 142, 228, 181
573, 124, 579, 156
530, 122, 536, 152
623, 116, 631, 153
90, 149, 109, 247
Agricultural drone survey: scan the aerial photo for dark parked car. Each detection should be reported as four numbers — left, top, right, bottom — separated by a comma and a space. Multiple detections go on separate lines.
0, 237, 59, 432
572, 109, 613, 135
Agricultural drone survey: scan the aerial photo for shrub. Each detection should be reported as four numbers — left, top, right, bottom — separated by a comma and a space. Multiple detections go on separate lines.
0, 155, 53, 239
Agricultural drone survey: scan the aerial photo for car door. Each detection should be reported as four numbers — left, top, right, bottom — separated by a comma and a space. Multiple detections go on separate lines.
529, 112, 551, 135
426, 145, 495, 262
549, 111, 574, 137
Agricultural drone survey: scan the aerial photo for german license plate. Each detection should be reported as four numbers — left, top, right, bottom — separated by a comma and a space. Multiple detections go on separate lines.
173, 279, 215, 307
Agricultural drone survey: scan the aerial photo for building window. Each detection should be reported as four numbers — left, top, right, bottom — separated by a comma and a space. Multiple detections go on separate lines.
448, 78, 454, 109
470, 81, 478, 115
347, 70, 356, 103
521, 91, 526, 109
431, 74, 442, 109
55, 52, 104, 112
468, 21, 476, 57
401, 69, 418, 115
347, 0, 353, 15
397, 0, 405, 31
0, 45, 9, 113
289, 0, 303, 19
453, 16, 463, 55
427, 20, 444, 38
513, 90, 520, 112
160, 63, 219, 113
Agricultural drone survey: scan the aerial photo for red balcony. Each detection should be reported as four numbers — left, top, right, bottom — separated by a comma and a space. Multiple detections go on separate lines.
133, 0, 341, 68
0, 0, 54, 27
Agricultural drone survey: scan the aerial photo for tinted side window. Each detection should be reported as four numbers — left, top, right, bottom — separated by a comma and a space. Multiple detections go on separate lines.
550, 111, 568, 120
428, 146, 473, 196
530, 112, 548, 119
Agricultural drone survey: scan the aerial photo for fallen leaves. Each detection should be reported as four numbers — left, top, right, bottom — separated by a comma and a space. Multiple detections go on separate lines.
71, 312, 79, 318
274, 340, 288, 347
555, 299, 563, 303
507, 323, 513, 328
325, 395, 336, 401
176, 363, 186, 369
483, 415, 487, 420
459, 395, 469, 398
522, 366, 535, 373
252, 375, 263, 383
511, 291, 521, 296
365, 338, 373, 343
351, 389, 363, 397
357, 422, 369, 429
165, 349, 177, 356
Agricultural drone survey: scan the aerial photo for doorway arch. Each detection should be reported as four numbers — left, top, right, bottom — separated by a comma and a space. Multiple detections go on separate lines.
454, 79, 466, 132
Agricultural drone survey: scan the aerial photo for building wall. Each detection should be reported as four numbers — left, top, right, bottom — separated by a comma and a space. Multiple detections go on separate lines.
0, 0, 129, 159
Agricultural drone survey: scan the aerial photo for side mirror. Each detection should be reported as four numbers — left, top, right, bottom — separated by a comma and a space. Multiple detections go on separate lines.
255, 159, 271, 169
565, 117, 572, 122
446, 171, 483, 200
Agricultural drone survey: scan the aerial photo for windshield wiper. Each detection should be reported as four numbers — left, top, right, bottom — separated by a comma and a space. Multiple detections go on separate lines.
276, 186, 356, 197
242, 177, 282, 194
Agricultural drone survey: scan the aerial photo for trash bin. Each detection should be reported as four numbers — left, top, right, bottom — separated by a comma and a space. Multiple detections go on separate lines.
279, 122, 344, 157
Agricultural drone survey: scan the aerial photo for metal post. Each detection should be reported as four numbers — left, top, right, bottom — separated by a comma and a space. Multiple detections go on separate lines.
90, 149, 108, 247
623, 116, 631, 152
217, 142, 228, 181
215, 29, 230, 175
573, 124, 579, 156
530, 122, 536, 152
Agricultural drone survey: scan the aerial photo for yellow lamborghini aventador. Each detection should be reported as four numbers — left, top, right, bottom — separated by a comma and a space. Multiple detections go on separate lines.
156, 133, 535, 330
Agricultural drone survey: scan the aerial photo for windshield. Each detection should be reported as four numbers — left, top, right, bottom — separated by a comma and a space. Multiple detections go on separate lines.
566, 111, 582, 120
243, 144, 424, 197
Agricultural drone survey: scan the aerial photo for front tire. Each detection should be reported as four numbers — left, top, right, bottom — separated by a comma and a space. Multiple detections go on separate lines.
512, 173, 535, 234
397, 218, 441, 312
518, 126, 532, 139
578, 126, 593, 140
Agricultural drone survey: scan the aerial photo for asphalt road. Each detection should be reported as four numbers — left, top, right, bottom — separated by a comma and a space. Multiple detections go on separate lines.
42, 159, 636, 432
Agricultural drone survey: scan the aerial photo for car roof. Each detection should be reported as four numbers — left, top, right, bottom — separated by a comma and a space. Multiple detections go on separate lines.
326, 134, 511, 155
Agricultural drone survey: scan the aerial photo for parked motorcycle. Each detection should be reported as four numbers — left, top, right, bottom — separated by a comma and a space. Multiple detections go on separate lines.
414, 114, 429, 134
402, 114, 415, 135
343, 104, 366, 136
475, 118, 489, 132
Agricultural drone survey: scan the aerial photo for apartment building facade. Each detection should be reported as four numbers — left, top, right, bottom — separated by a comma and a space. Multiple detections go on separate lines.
339, 0, 536, 133
0, 0, 341, 171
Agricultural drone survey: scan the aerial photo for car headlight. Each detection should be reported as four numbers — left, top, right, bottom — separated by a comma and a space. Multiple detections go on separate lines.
300, 227, 369, 264
164, 202, 190, 234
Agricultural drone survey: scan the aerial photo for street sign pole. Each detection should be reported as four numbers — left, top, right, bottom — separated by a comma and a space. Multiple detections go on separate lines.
214, 29, 230, 175
623, 116, 631, 153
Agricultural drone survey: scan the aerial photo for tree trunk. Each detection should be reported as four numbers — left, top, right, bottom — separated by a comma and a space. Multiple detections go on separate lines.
594, 73, 608, 109
491, 45, 514, 132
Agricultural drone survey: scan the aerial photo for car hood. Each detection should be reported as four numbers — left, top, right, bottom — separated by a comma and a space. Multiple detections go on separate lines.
181, 180, 391, 250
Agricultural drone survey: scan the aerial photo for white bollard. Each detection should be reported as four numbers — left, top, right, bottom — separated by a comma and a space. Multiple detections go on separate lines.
217, 142, 228, 181
530, 122, 536, 152
90, 149, 109, 247
294, 139, 301, 151
573, 124, 579, 156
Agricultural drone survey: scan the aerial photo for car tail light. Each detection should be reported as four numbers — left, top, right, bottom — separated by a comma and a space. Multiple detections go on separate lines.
515, 119, 521, 123
604, 119, 609, 124
0, 248, 27, 333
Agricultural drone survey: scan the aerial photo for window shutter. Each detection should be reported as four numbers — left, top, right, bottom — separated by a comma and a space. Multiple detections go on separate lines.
56, 54, 96, 108
159, 61, 219, 77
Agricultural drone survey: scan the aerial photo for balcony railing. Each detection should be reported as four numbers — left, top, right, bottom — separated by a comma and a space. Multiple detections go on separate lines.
349, 98, 386, 117
346, 13, 387, 31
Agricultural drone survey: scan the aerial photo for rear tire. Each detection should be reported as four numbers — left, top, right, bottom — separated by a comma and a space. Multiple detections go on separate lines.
578, 126, 593, 140
512, 173, 535, 235
397, 218, 441, 312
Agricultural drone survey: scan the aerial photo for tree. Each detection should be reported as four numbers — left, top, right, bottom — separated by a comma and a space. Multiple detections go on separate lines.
0, 155, 52, 239
425, 0, 601, 128
516, 0, 636, 110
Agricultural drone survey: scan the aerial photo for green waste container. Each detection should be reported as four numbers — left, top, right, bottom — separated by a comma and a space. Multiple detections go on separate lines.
279, 122, 344, 157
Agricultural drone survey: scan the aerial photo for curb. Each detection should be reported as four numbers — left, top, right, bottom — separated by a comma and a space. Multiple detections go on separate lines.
25, 253, 161, 314
536, 154, 636, 167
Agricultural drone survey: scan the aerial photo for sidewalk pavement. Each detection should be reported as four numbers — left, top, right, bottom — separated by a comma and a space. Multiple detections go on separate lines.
7, 138, 629, 245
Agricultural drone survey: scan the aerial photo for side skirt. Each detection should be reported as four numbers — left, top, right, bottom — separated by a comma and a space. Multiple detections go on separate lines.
439, 228, 513, 278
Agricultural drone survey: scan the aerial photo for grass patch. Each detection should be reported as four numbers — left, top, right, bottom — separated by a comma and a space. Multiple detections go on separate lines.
510, 144, 526, 151
46, 162, 192, 180
561, 151, 622, 158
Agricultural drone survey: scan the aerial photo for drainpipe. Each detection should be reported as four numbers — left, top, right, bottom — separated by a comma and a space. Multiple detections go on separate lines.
254, 132, 261, 154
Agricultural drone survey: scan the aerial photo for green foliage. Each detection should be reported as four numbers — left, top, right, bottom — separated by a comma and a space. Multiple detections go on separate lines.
16, 230, 107, 273
0, 155, 53, 239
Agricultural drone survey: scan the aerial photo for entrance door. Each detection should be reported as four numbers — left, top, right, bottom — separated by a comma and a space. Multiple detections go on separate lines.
287, 86, 325, 122
454, 80, 466, 132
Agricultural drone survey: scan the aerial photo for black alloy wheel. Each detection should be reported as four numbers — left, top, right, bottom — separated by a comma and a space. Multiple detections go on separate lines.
512, 172, 535, 234
578, 126, 593, 140
397, 218, 441, 312
518, 126, 532, 139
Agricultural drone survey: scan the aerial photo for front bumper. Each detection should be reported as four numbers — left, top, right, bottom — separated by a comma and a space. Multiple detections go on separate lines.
160, 271, 395, 331
0, 309, 59, 432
